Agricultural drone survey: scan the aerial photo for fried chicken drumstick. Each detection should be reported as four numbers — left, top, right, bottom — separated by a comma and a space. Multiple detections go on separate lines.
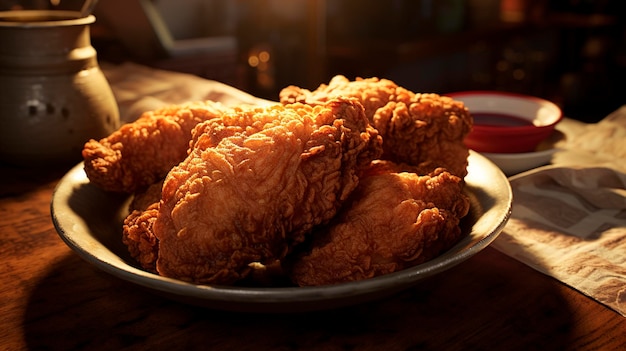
289, 161, 470, 286
280, 75, 473, 177
82, 101, 231, 193
129, 98, 382, 285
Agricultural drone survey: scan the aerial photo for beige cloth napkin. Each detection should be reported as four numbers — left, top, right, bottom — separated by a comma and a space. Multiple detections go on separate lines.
563, 106, 626, 161
493, 105, 626, 316
102, 62, 274, 123
492, 166, 626, 316
552, 105, 626, 174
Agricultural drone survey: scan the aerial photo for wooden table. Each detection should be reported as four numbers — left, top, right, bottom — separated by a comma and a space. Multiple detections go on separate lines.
1, 161, 624, 351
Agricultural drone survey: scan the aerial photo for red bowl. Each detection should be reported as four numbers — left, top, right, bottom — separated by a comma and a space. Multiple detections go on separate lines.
447, 91, 563, 153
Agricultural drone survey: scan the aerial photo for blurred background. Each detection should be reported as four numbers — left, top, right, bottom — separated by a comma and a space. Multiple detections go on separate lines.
2, 0, 625, 123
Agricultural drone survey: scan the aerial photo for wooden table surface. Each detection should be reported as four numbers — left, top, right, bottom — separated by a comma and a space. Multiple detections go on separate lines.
1, 161, 624, 351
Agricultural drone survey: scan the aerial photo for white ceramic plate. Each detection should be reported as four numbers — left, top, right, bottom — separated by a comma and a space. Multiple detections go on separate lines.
481, 148, 559, 177
478, 129, 566, 176
51, 151, 512, 313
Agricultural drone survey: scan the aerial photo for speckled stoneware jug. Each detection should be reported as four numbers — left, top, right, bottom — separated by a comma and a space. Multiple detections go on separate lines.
0, 10, 119, 166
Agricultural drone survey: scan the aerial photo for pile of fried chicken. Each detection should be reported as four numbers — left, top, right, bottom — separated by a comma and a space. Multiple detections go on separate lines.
82, 76, 473, 287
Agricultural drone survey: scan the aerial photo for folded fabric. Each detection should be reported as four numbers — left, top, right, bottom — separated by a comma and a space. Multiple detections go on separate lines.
492, 166, 626, 317
565, 106, 626, 161
552, 106, 626, 174
102, 62, 273, 123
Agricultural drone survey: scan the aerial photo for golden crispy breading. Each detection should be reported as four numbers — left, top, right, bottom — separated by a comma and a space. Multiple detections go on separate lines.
373, 94, 472, 177
82, 101, 231, 193
123, 203, 160, 273
280, 75, 473, 177
122, 180, 164, 272
128, 179, 164, 213
152, 98, 383, 285
280, 75, 413, 120
289, 161, 470, 286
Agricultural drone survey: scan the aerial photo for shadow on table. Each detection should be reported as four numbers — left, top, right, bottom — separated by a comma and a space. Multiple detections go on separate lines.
0, 162, 72, 198
23, 247, 576, 351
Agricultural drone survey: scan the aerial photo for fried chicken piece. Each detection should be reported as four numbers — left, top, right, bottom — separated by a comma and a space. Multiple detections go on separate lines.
82, 101, 232, 193
123, 202, 160, 273
280, 75, 473, 177
373, 97, 471, 177
122, 180, 164, 273
152, 98, 383, 285
280, 75, 411, 120
289, 161, 470, 286
128, 179, 164, 213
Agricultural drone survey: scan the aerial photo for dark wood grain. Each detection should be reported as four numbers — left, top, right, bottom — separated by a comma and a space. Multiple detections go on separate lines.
1, 162, 624, 351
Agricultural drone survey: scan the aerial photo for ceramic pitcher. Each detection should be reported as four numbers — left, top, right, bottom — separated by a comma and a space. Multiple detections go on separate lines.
0, 10, 119, 166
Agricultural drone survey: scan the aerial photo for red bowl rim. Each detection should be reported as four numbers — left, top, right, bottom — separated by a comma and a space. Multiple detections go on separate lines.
446, 90, 563, 134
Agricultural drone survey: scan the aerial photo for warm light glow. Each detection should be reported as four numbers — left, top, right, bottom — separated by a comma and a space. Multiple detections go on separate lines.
248, 49, 271, 68
248, 55, 259, 67
258, 51, 270, 63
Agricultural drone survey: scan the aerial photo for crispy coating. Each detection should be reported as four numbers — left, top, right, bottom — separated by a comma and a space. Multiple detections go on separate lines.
128, 179, 164, 213
152, 98, 383, 285
82, 101, 231, 193
280, 75, 473, 177
123, 203, 160, 273
280, 75, 412, 120
122, 180, 164, 272
289, 161, 470, 286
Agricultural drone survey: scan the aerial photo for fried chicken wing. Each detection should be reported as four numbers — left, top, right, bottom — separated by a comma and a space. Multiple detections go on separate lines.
289, 161, 470, 286
82, 101, 231, 193
280, 75, 473, 177
152, 98, 382, 285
